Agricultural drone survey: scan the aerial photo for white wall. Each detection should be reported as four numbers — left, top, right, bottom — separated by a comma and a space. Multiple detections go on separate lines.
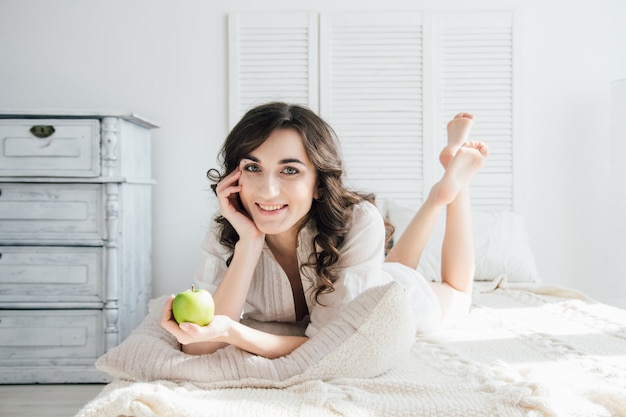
1, 0, 625, 306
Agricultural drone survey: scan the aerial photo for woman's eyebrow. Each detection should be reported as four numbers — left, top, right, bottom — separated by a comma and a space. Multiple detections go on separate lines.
280, 158, 306, 165
242, 156, 305, 165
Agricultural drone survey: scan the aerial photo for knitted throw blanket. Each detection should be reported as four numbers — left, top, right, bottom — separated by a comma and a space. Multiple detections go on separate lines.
94, 282, 417, 385
76, 281, 626, 417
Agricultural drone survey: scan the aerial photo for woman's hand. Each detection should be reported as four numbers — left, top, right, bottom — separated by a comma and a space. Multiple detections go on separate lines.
160, 295, 308, 357
160, 295, 232, 347
215, 169, 264, 243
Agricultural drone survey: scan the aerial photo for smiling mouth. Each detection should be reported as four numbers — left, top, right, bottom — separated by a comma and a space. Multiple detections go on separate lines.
257, 204, 286, 212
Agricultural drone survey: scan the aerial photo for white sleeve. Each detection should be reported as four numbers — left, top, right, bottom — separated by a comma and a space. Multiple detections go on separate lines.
194, 222, 231, 294
333, 201, 386, 272
306, 202, 392, 337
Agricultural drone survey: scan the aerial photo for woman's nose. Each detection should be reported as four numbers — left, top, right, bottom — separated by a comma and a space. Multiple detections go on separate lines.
258, 173, 280, 198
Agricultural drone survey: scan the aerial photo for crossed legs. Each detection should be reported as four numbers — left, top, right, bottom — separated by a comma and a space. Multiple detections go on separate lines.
385, 113, 488, 325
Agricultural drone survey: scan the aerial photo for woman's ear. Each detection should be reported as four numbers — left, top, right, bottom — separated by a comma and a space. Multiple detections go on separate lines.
313, 182, 322, 200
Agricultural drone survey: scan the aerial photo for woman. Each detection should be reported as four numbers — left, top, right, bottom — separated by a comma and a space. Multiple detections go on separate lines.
161, 102, 488, 358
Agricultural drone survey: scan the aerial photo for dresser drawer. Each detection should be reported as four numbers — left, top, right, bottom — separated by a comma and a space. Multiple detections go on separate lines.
0, 310, 103, 367
0, 183, 104, 244
0, 246, 103, 304
0, 119, 100, 177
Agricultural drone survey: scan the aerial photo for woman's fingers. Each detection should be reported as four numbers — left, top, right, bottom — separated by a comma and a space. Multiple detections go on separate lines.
213, 169, 265, 243
215, 170, 242, 196
160, 295, 186, 340
160, 297, 201, 345
160, 295, 175, 323
215, 171, 244, 215
163, 317, 228, 346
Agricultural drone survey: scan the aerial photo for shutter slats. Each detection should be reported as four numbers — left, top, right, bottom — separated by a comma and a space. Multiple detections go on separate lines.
441, 13, 515, 211
228, 12, 318, 127
322, 12, 424, 205
230, 11, 516, 212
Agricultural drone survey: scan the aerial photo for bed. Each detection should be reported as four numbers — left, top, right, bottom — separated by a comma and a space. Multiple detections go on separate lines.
75, 207, 626, 417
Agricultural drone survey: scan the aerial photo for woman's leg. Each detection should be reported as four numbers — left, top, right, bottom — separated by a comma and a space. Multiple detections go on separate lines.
438, 143, 489, 295
386, 144, 487, 273
384, 185, 444, 269
385, 113, 488, 324
428, 167, 476, 325
385, 113, 481, 269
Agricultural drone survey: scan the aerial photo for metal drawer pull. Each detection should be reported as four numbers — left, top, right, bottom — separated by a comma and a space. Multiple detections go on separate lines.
30, 125, 56, 139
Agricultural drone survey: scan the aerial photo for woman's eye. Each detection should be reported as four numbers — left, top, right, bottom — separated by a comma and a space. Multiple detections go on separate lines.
244, 164, 260, 172
282, 167, 299, 175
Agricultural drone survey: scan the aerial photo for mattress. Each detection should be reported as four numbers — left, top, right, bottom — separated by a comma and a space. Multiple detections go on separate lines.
75, 280, 626, 417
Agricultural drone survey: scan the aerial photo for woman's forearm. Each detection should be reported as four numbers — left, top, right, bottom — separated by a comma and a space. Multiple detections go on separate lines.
228, 321, 308, 359
180, 320, 308, 359
212, 238, 264, 320
182, 340, 228, 355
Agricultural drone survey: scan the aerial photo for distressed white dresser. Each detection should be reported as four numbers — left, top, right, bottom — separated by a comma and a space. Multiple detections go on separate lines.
0, 110, 157, 383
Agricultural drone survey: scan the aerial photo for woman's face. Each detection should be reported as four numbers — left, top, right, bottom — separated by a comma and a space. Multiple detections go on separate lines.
238, 128, 319, 238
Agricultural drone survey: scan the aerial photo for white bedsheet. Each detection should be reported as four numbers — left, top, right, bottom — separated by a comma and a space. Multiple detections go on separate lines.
76, 281, 626, 417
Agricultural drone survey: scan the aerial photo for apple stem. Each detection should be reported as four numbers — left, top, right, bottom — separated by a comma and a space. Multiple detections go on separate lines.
192, 284, 195, 292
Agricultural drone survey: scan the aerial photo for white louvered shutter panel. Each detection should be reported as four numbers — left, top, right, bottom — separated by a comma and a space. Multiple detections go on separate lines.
228, 12, 318, 128
320, 13, 424, 208
439, 12, 516, 211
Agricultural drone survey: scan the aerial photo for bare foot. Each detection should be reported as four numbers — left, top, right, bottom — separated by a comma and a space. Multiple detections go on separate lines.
435, 141, 489, 205
440, 112, 474, 168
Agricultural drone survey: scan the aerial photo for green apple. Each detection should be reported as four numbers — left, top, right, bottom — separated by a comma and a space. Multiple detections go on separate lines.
172, 285, 215, 326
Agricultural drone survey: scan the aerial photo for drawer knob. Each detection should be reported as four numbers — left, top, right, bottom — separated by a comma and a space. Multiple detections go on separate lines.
30, 125, 56, 139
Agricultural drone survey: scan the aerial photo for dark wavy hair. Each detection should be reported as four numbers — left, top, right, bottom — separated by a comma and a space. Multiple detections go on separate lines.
208, 102, 393, 303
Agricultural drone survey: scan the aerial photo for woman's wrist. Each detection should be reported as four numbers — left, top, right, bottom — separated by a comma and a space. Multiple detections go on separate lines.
234, 236, 265, 255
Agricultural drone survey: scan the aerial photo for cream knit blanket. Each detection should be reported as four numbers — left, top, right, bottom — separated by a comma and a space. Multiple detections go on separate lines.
76, 281, 626, 417
95, 282, 417, 385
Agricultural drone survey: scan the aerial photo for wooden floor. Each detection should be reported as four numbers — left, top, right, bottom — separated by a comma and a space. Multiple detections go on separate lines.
0, 384, 105, 417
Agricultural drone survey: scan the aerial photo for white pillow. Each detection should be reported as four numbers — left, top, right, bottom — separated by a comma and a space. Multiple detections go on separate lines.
386, 200, 540, 283
96, 281, 415, 386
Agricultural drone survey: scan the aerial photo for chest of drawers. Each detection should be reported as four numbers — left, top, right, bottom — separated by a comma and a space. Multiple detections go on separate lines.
0, 111, 157, 383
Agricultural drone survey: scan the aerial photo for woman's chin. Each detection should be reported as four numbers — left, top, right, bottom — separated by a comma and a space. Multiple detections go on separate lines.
254, 219, 299, 237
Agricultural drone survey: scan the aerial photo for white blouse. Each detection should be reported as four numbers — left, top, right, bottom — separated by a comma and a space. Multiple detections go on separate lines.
195, 201, 440, 337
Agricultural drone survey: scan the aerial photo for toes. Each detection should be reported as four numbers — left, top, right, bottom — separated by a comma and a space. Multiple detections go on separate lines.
454, 112, 474, 120
462, 141, 489, 158
479, 143, 489, 158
